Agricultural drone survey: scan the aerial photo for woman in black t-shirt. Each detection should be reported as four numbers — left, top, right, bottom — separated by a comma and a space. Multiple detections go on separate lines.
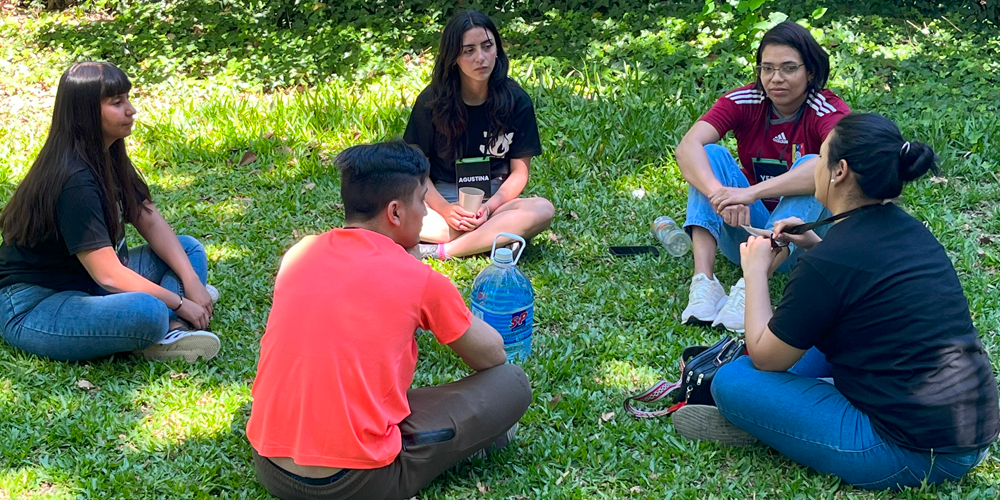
0, 62, 220, 362
672, 113, 999, 490
403, 10, 554, 259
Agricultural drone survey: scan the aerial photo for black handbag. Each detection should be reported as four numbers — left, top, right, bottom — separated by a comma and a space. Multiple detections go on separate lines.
624, 336, 746, 418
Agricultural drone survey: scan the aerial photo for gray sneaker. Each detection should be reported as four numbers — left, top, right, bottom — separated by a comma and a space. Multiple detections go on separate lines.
672, 404, 757, 446
141, 328, 220, 362
467, 423, 519, 462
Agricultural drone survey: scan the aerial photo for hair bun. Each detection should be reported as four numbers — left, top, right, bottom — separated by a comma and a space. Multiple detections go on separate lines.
898, 141, 938, 182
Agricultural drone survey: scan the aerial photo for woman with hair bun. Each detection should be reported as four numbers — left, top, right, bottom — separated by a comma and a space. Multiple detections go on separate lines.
672, 113, 999, 490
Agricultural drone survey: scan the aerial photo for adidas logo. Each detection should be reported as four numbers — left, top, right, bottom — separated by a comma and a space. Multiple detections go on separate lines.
773, 132, 788, 144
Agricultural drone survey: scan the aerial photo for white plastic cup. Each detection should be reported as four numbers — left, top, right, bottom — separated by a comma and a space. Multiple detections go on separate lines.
458, 187, 485, 214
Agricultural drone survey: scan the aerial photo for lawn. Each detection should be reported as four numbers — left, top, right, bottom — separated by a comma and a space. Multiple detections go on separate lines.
1, 1, 998, 499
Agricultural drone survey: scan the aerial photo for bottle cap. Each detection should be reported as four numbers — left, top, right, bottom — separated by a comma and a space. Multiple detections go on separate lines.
494, 247, 514, 264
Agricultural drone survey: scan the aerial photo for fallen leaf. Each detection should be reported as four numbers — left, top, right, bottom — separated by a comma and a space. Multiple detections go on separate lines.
548, 393, 563, 408
979, 235, 994, 245
930, 176, 948, 184
169, 372, 187, 379
548, 233, 562, 243
238, 151, 258, 166
76, 379, 95, 391
263, 131, 275, 140
568, 211, 579, 220
476, 482, 489, 494
630, 486, 644, 494
600, 411, 615, 422
249, 169, 262, 175
304, 182, 316, 190
292, 229, 300, 238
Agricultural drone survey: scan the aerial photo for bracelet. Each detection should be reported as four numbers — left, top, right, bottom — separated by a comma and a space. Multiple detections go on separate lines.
484, 205, 491, 220
170, 296, 183, 311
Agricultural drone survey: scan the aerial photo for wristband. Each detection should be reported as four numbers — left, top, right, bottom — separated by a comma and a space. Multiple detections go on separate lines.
170, 296, 183, 311
484, 205, 491, 220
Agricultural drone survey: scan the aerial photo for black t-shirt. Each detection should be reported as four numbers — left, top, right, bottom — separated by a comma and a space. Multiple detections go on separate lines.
769, 203, 999, 453
0, 156, 129, 292
403, 83, 542, 185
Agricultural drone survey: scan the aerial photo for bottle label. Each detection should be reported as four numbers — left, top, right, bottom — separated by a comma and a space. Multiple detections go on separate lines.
471, 303, 534, 344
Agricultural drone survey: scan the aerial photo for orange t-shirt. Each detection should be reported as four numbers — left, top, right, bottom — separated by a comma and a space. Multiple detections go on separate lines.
246, 228, 472, 469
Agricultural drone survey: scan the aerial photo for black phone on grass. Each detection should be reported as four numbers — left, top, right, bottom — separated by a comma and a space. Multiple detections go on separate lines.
609, 245, 660, 257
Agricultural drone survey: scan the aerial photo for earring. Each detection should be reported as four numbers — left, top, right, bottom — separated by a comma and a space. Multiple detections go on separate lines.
830, 179, 835, 183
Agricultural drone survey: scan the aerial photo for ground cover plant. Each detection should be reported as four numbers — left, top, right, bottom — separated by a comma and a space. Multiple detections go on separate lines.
0, 0, 998, 498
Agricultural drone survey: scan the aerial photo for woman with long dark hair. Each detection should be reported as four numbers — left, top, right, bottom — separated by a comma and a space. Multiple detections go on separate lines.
404, 10, 554, 259
674, 21, 851, 333
0, 62, 220, 362
673, 113, 999, 490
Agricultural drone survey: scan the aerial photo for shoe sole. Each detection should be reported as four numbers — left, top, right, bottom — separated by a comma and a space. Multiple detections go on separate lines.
672, 404, 758, 447
142, 334, 220, 363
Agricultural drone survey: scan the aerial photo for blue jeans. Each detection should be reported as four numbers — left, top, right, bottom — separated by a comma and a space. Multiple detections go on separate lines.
0, 235, 208, 361
683, 144, 829, 273
712, 350, 990, 490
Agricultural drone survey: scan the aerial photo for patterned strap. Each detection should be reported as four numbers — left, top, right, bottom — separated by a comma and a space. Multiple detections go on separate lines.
623, 379, 687, 418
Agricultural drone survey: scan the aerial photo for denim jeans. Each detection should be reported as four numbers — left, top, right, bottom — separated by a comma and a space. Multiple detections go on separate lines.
683, 144, 829, 273
712, 350, 990, 490
0, 235, 208, 361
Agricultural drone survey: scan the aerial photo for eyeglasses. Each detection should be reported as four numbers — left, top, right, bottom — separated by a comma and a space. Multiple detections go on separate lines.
756, 63, 804, 77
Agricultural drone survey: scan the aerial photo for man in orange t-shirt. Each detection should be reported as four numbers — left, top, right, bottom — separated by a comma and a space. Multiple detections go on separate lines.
246, 141, 532, 500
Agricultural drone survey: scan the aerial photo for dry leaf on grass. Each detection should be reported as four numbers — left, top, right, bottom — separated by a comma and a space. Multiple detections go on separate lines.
238, 151, 258, 166
600, 411, 615, 422
76, 379, 96, 391
548, 392, 563, 408
304, 182, 316, 190
476, 482, 489, 494
930, 176, 948, 184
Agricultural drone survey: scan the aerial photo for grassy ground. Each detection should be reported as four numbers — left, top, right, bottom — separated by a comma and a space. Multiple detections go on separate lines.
1, 1, 999, 499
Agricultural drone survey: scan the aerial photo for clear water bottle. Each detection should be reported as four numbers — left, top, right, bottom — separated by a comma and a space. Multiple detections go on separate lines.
470, 233, 534, 362
651, 216, 691, 257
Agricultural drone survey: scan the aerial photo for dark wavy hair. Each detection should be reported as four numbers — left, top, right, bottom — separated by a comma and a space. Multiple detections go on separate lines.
336, 140, 430, 222
1, 61, 151, 247
826, 113, 939, 200
428, 10, 518, 160
754, 21, 830, 95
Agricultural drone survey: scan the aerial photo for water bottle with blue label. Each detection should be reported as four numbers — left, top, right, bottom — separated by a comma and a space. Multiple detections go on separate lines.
470, 233, 534, 361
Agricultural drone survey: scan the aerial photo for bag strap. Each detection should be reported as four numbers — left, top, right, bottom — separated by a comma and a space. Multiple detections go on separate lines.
623, 378, 688, 418
623, 352, 696, 419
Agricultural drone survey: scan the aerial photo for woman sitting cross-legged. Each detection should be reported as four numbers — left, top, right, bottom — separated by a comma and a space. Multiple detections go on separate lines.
0, 61, 220, 362
404, 10, 554, 259
672, 113, 999, 490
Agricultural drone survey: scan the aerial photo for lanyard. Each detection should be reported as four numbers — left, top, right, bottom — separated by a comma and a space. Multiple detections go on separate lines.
783, 203, 882, 235
755, 99, 806, 163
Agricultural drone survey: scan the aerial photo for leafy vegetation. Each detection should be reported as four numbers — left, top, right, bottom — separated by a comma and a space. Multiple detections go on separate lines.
0, 0, 998, 498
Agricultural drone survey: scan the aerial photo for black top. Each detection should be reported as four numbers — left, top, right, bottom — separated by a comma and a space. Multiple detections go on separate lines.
769, 203, 999, 453
403, 83, 542, 184
0, 156, 129, 292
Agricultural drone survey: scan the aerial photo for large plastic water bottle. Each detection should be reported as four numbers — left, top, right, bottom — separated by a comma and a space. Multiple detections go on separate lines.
651, 216, 691, 257
470, 233, 534, 361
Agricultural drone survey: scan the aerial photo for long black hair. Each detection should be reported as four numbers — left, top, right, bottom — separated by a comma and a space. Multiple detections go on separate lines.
0, 62, 151, 248
754, 21, 830, 95
428, 10, 518, 160
826, 113, 938, 200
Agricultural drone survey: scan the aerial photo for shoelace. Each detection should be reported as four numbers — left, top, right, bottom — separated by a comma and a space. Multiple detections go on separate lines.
726, 285, 746, 311
689, 278, 717, 302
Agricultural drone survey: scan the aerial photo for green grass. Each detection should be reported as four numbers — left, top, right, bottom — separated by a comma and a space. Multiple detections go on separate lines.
1, 1, 999, 498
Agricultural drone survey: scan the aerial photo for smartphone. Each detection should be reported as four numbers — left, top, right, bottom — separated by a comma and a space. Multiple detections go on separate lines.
609, 245, 660, 257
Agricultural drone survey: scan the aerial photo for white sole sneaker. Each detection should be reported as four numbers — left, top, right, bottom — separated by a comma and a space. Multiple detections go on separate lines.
672, 404, 757, 447
141, 329, 220, 362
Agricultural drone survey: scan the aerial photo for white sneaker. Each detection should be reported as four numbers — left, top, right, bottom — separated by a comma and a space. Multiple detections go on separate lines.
681, 273, 727, 326
712, 278, 746, 333
141, 328, 220, 362
205, 284, 220, 304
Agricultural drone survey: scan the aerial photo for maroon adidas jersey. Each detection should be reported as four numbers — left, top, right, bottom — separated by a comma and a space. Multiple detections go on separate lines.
701, 84, 850, 186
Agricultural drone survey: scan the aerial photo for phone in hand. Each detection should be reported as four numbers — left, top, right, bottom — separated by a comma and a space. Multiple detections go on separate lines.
609, 245, 660, 257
